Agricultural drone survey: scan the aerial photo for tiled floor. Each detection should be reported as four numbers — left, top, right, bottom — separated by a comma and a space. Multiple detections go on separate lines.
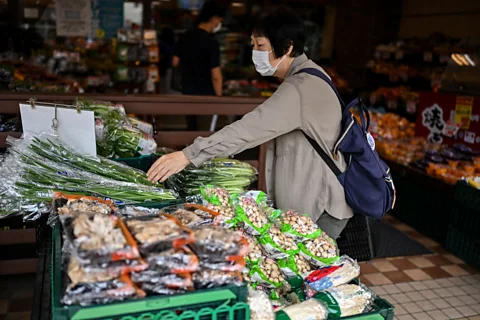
360, 214, 480, 319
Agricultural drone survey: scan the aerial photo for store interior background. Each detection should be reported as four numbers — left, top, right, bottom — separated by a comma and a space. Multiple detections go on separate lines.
1, 0, 480, 320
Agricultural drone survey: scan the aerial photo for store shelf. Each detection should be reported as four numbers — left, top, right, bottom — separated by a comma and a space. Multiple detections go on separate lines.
0, 228, 36, 245
0, 258, 37, 275
0, 131, 21, 148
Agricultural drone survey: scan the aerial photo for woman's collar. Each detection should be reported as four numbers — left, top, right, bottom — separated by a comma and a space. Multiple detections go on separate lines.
286, 54, 308, 78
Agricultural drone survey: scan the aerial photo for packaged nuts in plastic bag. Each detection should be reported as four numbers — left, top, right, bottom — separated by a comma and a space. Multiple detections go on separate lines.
258, 226, 299, 259
297, 232, 339, 267
277, 254, 312, 279
271, 210, 322, 242
249, 257, 285, 288
234, 195, 270, 235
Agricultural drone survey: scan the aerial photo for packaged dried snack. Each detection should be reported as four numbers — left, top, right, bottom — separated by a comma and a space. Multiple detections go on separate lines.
54, 192, 115, 216
162, 203, 218, 228
147, 247, 199, 274
248, 288, 275, 320
312, 284, 374, 318
62, 274, 145, 306
304, 256, 360, 298
234, 195, 270, 235
193, 269, 243, 289
297, 232, 339, 267
258, 226, 299, 259
117, 206, 162, 218
276, 299, 328, 320
132, 271, 193, 295
192, 226, 249, 263
249, 257, 285, 288
277, 254, 312, 279
59, 212, 140, 263
126, 215, 194, 254
271, 210, 322, 242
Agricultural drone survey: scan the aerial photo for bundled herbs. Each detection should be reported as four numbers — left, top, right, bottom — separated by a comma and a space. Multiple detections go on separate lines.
79, 99, 157, 158
0, 135, 176, 219
166, 158, 257, 196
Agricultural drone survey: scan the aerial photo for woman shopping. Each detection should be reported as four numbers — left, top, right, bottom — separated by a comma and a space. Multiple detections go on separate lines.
147, 6, 353, 239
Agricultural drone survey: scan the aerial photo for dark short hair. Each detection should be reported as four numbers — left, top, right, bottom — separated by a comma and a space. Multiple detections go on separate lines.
252, 6, 305, 58
198, 0, 227, 23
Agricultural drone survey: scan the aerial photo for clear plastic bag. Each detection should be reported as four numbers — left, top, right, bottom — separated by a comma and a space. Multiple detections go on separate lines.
117, 205, 163, 218
304, 256, 360, 298
162, 203, 218, 228
248, 287, 275, 320
277, 254, 313, 279
126, 215, 194, 254
200, 185, 233, 207
131, 271, 194, 295
59, 211, 140, 264
62, 274, 146, 306
54, 193, 115, 216
279, 299, 328, 320
193, 269, 243, 289
243, 232, 264, 267
146, 247, 199, 274
271, 210, 322, 242
297, 232, 339, 267
258, 226, 299, 259
191, 226, 249, 263
249, 257, 285, 288
312, 284, 374, 318
234, 195, 270, 235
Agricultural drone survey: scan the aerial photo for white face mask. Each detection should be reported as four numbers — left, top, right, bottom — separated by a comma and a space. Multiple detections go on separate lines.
213, 22, 222, 33
252, 49, 286, 76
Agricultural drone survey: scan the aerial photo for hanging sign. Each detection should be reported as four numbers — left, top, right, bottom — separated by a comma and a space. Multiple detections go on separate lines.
56, 0, 92, 37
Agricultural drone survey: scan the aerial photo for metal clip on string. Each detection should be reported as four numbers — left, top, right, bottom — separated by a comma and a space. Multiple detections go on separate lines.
52, 105, 59, 135
29, 97, 36, 109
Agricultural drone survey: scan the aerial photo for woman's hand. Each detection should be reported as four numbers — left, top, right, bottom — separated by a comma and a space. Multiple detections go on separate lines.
147, 151, 191, 183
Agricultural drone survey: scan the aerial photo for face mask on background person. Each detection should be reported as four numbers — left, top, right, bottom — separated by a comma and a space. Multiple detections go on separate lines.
252, 49, 286, 76
213, 22, 222, 33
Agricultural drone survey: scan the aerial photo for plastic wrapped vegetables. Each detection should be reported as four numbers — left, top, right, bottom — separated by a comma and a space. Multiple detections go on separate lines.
0, 135, 176, 219
167, 159, 257, 196
79, 99, 156, 158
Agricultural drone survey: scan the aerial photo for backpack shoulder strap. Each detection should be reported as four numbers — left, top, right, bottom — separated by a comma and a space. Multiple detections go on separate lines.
295, 67, 343, 177
295, 67, 346, 111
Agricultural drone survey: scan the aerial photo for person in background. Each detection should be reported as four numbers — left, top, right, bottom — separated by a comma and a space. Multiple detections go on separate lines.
148, 6, 353, 239
174, 0, 226, 130
158, 28, 176, 94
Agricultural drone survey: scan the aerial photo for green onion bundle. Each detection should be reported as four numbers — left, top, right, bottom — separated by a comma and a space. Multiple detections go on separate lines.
165, 157, 258, 196
0, 135, 176, 219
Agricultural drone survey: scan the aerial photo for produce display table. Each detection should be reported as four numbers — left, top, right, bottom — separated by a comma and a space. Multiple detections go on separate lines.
387, 160, 455, 245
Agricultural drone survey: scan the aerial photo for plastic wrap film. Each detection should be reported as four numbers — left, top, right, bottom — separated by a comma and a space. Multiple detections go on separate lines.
166, 159, 257, 197
131, 271, 193, 295
248, 287, 275, 320
126, 215, 194, 254
0, 134, 176, 220
161, 203, 218, 228
304, 256, 360, 298
192, 269, 243, 289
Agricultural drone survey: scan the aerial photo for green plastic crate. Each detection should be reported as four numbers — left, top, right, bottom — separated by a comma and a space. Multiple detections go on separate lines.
110, 154, 156, 173
280, 277, 394, 320
446, 225, 480, 269
51, 224, 249, 320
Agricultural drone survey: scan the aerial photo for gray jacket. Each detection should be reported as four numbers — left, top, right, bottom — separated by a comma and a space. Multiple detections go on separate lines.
184, 54, 353, 221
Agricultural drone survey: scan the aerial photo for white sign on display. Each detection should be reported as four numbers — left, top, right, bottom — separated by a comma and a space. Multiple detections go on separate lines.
55, 0, 92, 37
19, 103, 97, 156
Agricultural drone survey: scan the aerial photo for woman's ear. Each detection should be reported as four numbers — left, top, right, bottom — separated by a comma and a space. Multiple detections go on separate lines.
286, 45, 294, 57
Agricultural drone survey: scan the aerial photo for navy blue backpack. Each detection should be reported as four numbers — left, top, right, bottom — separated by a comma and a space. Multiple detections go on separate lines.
296, 68, 396, 219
